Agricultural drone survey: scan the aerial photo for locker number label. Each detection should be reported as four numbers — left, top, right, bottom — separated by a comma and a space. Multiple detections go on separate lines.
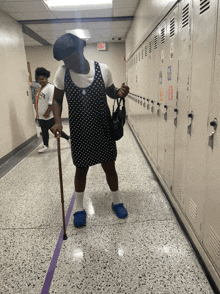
167, 66, 172, 81
170, 42, 174, 60
160, 88, 164, 101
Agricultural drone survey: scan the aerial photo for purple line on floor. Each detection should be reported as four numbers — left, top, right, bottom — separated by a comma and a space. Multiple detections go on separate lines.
41, 193, 75, 294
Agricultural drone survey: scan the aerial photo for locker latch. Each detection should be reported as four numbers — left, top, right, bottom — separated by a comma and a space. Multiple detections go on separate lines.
157, 102, 160, 116
164, 105, 168, 121
147, 98, 150, 110
174, 108, 178, 127
151, 100, 154, 113
187, 111, 194, 136
208, 118, 218, 149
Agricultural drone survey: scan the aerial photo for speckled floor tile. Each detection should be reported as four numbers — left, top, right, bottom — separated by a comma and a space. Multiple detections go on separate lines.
49, 220, 214, 294
1, 228, 60, 294
0, 122, 216, 294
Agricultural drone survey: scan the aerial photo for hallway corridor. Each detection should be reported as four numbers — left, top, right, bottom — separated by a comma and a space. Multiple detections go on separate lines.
0, 122, 215, 293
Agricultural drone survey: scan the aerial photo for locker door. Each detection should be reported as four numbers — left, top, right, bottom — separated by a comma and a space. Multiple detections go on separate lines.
173, 0, 193, 211
141, 40, 150, 150
136, 48, 141, 138
202, 0, 220, 273
144, 35, 154, 154
147, 30, 160, 163
157, 20, 167, 177
139, 44, 147, 143
162, 5, 179, 190
184, 0, 218, 239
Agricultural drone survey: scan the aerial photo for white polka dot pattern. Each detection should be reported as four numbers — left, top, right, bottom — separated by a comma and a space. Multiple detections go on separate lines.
64, 61, 117, 168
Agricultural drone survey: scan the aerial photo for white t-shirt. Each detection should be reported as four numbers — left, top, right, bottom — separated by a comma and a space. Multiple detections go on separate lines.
37, 83, 54, 120
53, 60, 113, 90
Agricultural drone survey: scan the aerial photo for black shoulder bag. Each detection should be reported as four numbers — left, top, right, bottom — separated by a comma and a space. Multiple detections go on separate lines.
109, 95, 126, 141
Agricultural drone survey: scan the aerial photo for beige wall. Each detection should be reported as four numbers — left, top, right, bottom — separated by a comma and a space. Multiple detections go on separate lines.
0, 9, 36, 160
25, 42, 126, 119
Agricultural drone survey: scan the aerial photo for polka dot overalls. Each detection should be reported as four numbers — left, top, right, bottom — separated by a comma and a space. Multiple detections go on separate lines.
64, 61, 117, 168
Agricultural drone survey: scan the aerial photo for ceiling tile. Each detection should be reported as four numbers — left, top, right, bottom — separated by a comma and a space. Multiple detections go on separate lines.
15, 11, 56, 20
113, 8, 136, 17
27, 23, 65, 31
113, 0, 139, 9
1, 1, 49, 12
0, 2, 17, 12
7, 12, 26, 20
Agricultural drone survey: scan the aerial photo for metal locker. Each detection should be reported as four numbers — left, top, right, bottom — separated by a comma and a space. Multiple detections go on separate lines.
202, 0, 220, 274
184, 0, 218, 240
140, 39, 150, 150
157, 20, 167, 178
172, 0, 193, 211
161, 5, 179, 190
146, 30, 160, 162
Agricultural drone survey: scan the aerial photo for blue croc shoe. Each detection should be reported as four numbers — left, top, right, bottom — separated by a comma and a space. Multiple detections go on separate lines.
73, 210, 86, 227
112, 203, 128, 218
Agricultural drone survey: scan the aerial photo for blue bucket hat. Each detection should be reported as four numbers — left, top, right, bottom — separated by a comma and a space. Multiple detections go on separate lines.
53, 33, 86, 61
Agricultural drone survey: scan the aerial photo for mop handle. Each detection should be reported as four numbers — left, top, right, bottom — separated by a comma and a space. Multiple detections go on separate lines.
56, 132, 67, 240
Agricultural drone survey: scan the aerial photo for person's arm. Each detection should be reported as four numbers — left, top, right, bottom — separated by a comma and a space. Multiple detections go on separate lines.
51, 87, 64, 137
106, 83, 129, 99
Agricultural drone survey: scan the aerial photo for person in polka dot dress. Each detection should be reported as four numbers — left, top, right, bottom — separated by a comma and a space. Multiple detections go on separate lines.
52, 33, 129, 227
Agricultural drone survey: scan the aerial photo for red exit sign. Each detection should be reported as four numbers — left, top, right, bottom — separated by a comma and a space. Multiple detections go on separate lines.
97, 43, 106, 50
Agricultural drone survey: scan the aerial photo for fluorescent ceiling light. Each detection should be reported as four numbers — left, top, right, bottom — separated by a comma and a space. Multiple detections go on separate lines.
44, 0, 112, 11
66, 29, 91, 39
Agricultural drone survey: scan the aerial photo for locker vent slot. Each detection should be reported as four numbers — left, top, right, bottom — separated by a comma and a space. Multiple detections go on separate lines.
170, 17, 175, 37
149, 41, 152, 53
142, 48, 144, 59
200, 0, 210, 15
154, 36, 158, 49
209, 227, 220, 259
189, 198, 197, 223
145, 46, 148, 56
182, 4, 189, 28
161, 28, 165, 44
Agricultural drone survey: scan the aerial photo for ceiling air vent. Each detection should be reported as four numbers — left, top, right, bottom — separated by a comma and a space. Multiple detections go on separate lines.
182, 4, 189, 28
149, 41, 152, 53
161, 28, 165, 44
170, 17, 175, 37
200, 0, 210, 15
154, 36, 158, 49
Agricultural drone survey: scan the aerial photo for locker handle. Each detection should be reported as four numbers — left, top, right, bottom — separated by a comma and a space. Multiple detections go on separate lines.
174, 108, 178, 113
157, 102, 160, 106
151, 100, 154, 103
164, 105, 168, 109
210, 118, 218, 130
147, 99, 149, 101
188, 111, 194, 119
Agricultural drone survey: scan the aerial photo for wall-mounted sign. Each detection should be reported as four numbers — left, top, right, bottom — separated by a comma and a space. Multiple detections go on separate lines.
97, 43, 106, 51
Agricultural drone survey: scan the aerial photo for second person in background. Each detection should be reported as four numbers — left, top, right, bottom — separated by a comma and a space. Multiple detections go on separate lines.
35, 67, 70, 153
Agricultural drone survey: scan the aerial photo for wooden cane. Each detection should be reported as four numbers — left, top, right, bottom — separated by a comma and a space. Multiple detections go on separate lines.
56, 132, 67, 240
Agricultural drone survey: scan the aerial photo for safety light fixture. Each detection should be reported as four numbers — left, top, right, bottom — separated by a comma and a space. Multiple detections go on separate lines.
44, 0, 112, 11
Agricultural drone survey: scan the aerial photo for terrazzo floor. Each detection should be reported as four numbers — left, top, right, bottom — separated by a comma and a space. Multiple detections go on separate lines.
0, 121, 215, 294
